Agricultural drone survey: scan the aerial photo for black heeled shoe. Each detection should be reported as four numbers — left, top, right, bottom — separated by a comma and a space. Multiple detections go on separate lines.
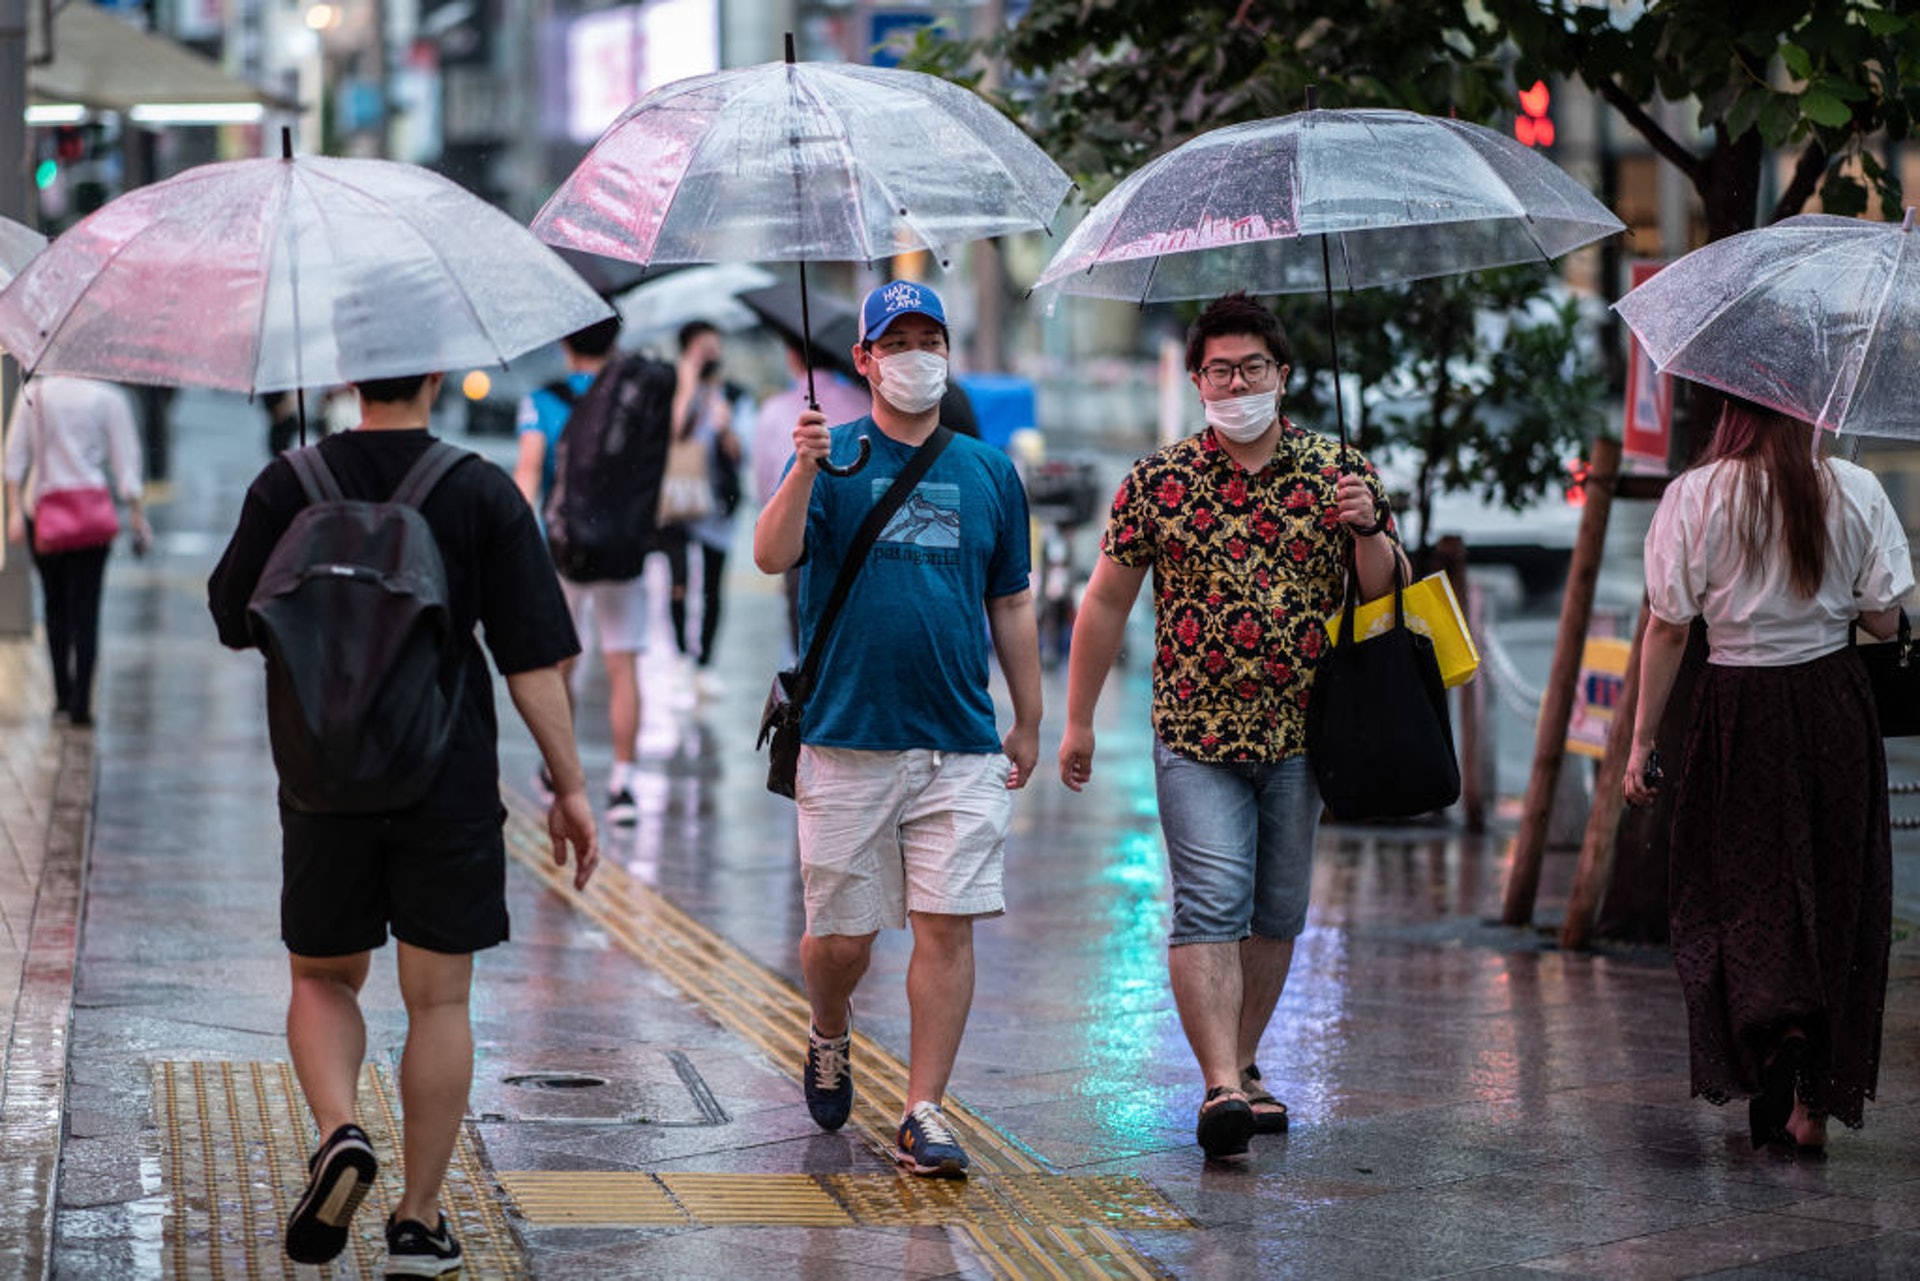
1749, 1036, 1806, 1150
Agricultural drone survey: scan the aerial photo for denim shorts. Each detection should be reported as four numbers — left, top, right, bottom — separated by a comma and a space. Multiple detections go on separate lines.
1152, 737, 1320, 945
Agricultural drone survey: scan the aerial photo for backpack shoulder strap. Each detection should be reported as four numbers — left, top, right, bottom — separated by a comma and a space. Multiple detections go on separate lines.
391, 440, 475, 510
541, 378, 577, 408
285, 445, 345, 505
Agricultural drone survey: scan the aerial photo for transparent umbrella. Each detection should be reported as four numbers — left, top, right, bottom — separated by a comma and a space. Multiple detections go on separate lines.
1033, 106, 1624, 450
0, 139, 611, 399
533, 35, 1072, 473
1612, 209, 1920, 439
0, 216, 45, 289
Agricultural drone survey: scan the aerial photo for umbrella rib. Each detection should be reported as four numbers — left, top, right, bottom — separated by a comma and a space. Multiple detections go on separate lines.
249, 160, 296, 395
787, 65, 885, 265
1823, 226, 1910, 433
303, 162, 516, 369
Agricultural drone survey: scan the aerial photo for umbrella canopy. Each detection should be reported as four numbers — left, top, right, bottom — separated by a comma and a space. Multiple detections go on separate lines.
1612, 210, 1920, 438
0, 152, 611, 394
1033, 108, 1624, 304
613, 262, 777, 339
531, 57, 1073, 271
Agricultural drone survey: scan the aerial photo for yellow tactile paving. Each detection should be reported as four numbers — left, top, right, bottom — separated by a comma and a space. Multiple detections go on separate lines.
502, 787, 1049, 1175
154, 1060, 527, 1279
494, 1170, 1186, 1235
503, 784, 1189, 1281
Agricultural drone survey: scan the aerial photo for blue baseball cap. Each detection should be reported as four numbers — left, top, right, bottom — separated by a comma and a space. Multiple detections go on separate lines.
860, 281, 947, 343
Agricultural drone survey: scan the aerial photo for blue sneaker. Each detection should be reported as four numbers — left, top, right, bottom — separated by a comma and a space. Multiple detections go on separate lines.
803, 1024, 853, 1131
895, 1102, 969, 1179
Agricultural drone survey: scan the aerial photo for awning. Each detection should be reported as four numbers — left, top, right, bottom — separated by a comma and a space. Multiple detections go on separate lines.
28, 2, 298, 114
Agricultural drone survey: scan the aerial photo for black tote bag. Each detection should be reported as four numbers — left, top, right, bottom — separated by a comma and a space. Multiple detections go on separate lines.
1305, 557, 1461, 821
1852, 607, 1920, 737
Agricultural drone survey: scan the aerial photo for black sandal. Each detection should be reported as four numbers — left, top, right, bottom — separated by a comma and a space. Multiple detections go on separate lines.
1196, 1085, 1254, 1160
1241, 1063, 1290, 1135
1749, 1036, 1806, 1150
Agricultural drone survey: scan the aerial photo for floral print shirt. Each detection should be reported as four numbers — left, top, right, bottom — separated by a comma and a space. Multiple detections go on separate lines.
1102, 421, 1397, 763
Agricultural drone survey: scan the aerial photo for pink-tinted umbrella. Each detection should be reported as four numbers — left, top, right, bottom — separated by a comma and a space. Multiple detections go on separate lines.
0, 139, 609, 397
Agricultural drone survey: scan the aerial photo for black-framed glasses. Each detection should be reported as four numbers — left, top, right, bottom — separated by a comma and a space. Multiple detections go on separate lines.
1197, 356, 1279, 389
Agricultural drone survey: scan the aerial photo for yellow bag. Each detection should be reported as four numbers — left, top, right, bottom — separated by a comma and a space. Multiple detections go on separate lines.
1327, 571, 1480, 688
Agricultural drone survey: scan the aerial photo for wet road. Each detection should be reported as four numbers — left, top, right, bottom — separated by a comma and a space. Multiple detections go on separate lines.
14, 388, 1920, 1277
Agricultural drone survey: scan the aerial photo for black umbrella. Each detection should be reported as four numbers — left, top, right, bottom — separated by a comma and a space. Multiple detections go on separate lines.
738, 280, 862, 379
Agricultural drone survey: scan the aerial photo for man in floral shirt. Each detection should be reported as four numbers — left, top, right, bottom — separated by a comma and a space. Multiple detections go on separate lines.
1057, 293, 1406, 1161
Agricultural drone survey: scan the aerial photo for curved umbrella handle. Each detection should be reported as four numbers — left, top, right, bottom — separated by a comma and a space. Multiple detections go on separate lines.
819, 434, 872, 478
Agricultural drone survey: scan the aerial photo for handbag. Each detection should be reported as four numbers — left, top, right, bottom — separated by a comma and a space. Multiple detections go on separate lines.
656, 422, 713, 525
1305, 550, 1461, 821
32, 485, 119, 554
757, 427, 954, 797
1327, 570, 1480, 688
1851, 608, 1920, 737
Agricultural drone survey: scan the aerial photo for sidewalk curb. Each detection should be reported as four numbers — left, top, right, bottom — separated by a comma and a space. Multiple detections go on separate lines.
0, 725, 94, 1281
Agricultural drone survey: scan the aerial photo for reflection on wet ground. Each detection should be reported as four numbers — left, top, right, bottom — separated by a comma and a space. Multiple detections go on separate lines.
11, 389, 1919, 1278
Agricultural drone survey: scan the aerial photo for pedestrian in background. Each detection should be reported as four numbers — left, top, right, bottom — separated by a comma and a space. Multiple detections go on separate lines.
514, 316, 649, 825
1624, 396, 1910, 1153
755, 338, 870, 660
210, 368, 598, 1274
665, 319, 744, 699
4, 374, 152, 728
754, 281, 1041, 1179
1057, 293, 1407, 1162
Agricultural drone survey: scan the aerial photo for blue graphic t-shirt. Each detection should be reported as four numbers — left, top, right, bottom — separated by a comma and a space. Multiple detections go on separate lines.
796, 418, 1030, 752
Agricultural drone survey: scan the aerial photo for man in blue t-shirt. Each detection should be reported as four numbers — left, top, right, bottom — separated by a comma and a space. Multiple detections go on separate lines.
754, 282, 1041, 1179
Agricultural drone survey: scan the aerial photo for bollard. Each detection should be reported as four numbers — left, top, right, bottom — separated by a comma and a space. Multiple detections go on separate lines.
1501, 436, 1621, 927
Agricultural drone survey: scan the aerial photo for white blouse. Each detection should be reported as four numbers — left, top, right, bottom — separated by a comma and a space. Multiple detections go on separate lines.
1644, 457, 1913, 666
2, 376, 144, 512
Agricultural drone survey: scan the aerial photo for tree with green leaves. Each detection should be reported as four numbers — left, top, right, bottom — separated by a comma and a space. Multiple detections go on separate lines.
910, 0, 1920, 538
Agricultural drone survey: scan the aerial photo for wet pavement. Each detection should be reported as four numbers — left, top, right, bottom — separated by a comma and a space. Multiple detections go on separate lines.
2, 386, 1918, 1278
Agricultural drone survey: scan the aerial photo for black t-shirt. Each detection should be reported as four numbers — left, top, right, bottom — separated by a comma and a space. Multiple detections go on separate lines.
208, 429, 579, 818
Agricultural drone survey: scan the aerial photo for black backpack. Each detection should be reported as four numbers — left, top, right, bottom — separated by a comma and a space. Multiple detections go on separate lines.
543, 353, 676, 582
246, 441, 473, 815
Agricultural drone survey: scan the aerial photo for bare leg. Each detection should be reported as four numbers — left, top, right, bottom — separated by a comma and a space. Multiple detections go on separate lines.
1235, 935, 1295, 1068
800, 931, 876, 1037
603, 649, 640, 767
904, 913, 975, 1107
287, 952, 372, 1137
392, 943, 475, 1226
1169, 941, 1243, 1094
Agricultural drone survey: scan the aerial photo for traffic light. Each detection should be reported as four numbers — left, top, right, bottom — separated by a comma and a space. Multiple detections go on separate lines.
1515, 80, 1554, 148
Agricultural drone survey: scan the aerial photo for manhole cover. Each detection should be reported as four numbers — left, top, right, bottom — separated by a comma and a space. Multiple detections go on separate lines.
467, 1049, 728, 1125
503, 1072, 608, 1091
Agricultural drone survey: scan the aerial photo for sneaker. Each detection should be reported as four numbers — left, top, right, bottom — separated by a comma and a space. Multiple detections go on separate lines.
803, 1023, 854, 1131
384, 1212, 463, 1278
606, 787, 637, 826
694, 669, 725, 700
896, 1102, 969, 1179
285, 1123, 378, 1264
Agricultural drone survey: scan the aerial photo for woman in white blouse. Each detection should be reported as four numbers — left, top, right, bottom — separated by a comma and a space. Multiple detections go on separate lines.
1623, 396, 1911, 1154
3, 376, 151, 728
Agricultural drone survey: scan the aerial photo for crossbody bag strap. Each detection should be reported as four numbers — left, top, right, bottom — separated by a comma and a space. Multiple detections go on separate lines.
792, 426, 953, 699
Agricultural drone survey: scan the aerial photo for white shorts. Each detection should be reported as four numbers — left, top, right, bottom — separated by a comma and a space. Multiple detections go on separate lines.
796, 746, 1012, 936
559, 576, 649, 655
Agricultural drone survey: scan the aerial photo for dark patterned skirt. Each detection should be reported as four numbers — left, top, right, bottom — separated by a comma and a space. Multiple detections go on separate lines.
1668, 646, 1892, 1128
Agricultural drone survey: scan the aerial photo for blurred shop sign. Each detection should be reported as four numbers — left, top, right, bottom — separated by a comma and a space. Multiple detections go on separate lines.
1566, 636, 1632, 760
1622, 259, 1673, 468
566, 0, 717, 144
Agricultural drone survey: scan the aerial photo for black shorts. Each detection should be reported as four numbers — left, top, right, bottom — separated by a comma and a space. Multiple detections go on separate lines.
281, 807, 509, 957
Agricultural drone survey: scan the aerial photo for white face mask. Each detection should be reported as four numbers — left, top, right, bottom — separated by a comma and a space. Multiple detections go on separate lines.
1204, 390, 1278, 443
873, 349, 948, 415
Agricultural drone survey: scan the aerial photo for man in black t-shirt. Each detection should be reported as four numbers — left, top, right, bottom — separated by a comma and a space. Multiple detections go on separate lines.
209, 371, 598, 1273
